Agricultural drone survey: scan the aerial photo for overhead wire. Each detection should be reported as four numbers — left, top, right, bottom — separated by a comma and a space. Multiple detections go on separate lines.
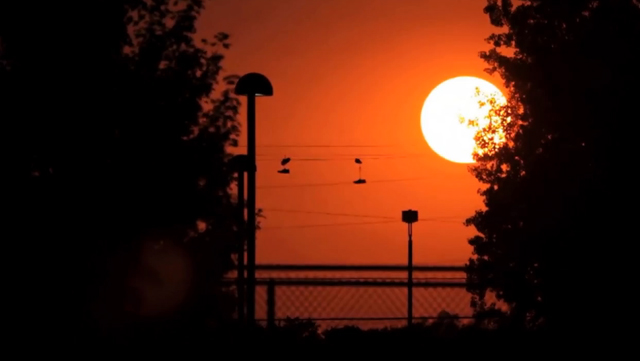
254, 152, 418, 156
257, 177, 430, 189
257, 153, 411, 156
232, 144, 466, 227
231, 145, 432, 184
260, 218, 464, 230
231, 144, 425, 161
261, 220, 397, 230
263, 208, 467, 221
259, 209, 466, 230
246, 150, 433, 189
252, 154, 429, 161
236, 144, 397, 148
263, 209, 395, 220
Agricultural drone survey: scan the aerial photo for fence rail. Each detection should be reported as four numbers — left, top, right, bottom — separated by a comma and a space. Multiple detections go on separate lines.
253, 279, 465, 287
226, 264, 494, 330
254, 264, 465, 272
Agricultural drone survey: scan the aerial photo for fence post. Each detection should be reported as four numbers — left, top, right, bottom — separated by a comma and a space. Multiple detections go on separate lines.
267, 278, 276, 329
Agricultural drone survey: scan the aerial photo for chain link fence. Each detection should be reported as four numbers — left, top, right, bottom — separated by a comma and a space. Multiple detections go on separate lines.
229, 265, 501, 330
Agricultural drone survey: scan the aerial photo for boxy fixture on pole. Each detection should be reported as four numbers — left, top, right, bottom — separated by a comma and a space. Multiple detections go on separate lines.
402, 209, 418, 327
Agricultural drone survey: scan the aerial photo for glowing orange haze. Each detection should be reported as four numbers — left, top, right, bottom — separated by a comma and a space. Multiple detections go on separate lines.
200, 0, 507, 265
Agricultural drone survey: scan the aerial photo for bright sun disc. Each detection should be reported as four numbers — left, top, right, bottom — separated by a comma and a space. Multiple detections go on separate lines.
420, 76, 506, 164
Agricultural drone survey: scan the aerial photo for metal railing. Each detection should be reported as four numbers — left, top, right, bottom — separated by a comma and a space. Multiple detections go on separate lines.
226, 264, 497, 330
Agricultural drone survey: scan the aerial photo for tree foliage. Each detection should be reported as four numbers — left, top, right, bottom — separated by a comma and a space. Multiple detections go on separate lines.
464, 0, 640, 332
1, 0, 243, 335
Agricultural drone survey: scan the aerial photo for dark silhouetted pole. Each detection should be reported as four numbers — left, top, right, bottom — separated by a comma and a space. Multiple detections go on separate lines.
408, 222, 413, 326
267, 279, 276, 330
402, 209, 418, 327
246, 93, 257, 324
237, 166, 246, 323
234, 73, 273, 325
230, 154, 249, 323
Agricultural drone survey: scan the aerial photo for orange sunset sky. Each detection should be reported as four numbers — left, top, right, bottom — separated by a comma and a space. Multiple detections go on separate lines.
202, 0, 504, 265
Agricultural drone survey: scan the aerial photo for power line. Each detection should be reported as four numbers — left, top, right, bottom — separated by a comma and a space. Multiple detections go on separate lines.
261, 217, 463, 230
423, 219, 463, 224
252, 153, 422, 157
261, 220, 396, 230
236, 144, 396, 148
257, 153, 411, 157
263, 209, 396, 220
262, 218, 461, 230
263, 208, 467, 222
257, 177, 429, 189
252, 155, 429, 162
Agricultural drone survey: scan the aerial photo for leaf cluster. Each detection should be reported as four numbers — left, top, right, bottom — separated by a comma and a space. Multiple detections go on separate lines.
464, 0, 640, 331
1, 0, 246, 331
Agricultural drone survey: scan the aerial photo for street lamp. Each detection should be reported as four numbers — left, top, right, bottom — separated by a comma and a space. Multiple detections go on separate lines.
402, 209, 418, 326
234, 73, 273, 325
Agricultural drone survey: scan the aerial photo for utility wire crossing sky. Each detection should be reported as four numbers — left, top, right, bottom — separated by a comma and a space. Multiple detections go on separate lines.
260, 209, 465, 230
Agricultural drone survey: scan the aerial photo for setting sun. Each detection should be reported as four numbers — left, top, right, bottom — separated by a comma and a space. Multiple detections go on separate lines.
420, 76, 507, 163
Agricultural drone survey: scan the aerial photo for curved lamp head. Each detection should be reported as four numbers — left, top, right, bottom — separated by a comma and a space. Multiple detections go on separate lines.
234, 72, 273, 97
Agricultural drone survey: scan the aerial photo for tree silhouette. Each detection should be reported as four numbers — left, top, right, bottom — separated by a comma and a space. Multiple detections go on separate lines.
464, 0, 640, 335
2, 0, 245, 339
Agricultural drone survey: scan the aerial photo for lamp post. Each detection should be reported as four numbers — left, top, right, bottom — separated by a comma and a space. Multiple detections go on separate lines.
234, 73, 273, 325
229, 154, 252, 323
402, 209, 418, 327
